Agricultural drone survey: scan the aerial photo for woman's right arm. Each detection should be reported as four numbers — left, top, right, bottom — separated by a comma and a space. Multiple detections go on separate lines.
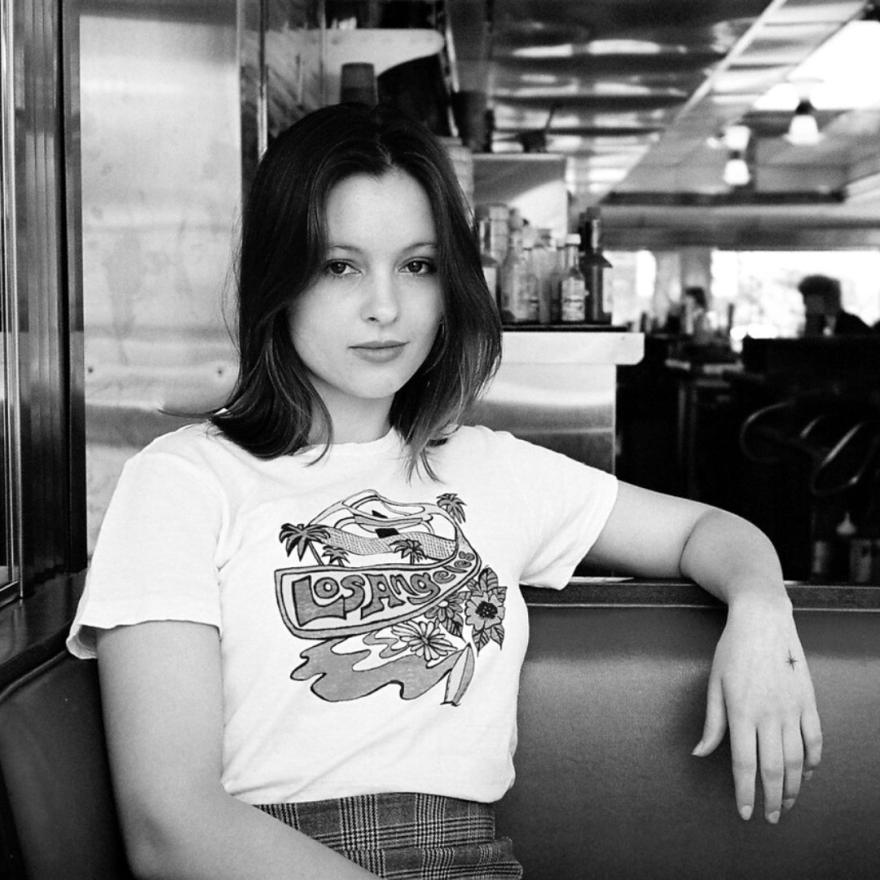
97, 620, 378, 880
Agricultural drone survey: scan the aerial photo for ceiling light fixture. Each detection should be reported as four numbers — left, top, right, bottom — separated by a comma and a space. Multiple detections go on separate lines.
721, 123, 752, 187
723, 123, 751, 152
723, 152, 751, 187
786, 98, 821, 145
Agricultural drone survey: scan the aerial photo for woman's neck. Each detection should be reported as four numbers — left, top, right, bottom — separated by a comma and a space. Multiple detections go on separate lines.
310, 401, 393, 445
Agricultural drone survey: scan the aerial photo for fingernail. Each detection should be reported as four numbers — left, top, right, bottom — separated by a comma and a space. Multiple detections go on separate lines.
768, 811, 780, 824
739, 805, 752, 821
691, 742, 704, 756
783, 799, 795, 812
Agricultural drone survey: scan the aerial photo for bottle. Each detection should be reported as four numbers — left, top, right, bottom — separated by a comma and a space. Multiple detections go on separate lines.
477, 217, 499, 306
500, 225, 536, 323
579, 208, 612, 324
531, 228, 555, 324
549, 238, 564, 323
486, 203, 509, 265
836, 512, 856, 580
521, 232, 539, 322
560, 233, 586, 323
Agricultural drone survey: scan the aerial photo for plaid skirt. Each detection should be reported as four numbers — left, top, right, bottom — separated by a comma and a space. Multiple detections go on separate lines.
256, 792, 524, 879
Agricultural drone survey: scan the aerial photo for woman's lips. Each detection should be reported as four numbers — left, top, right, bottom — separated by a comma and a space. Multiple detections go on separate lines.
351, 341, 407, 363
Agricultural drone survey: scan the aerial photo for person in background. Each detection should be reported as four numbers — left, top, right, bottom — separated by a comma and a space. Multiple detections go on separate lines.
798, 273, 871, 336
66, 102, 822, 880
683, 285, 708, 312
681, 285, 714, 343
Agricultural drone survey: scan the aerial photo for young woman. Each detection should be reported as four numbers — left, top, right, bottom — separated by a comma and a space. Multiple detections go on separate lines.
68, 103, 822, 880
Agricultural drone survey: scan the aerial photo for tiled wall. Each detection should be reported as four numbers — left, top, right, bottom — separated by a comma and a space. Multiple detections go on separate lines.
80, 4, 241, 551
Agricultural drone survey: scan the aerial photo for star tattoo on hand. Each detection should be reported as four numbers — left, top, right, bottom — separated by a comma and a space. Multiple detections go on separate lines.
786, 650, 798, 670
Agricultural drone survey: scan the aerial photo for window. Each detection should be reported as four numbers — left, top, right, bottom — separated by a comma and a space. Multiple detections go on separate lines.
0, 0, 86, 607
713, 250, 880, 343
0, 212, 21, 605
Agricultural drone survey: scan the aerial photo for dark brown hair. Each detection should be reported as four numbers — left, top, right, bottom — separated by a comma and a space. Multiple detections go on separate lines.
212, 102, 501, 476
797, 274, 841, 310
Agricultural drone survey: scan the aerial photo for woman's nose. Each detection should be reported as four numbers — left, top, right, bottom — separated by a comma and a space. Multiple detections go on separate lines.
362, 271, 399, 323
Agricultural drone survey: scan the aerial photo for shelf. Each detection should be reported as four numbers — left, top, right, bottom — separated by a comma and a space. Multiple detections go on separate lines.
280, 28, 445, 106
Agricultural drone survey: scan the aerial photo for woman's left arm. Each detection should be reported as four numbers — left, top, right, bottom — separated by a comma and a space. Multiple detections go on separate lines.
586, 481, 823, 824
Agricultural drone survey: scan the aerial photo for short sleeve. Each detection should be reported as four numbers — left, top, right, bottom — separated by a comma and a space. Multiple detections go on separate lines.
67, 447, 225, 658
498, 432, 618, 589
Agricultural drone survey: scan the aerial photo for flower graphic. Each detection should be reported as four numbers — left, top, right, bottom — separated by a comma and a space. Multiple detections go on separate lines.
466, 591, 505, 631
424, 591, 465, 637
391, 619, 455, 663
465, 585, 506, 653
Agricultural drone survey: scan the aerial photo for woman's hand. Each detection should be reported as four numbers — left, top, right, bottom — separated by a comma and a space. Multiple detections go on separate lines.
588, 483, 824, 822
691, 595, 823, 823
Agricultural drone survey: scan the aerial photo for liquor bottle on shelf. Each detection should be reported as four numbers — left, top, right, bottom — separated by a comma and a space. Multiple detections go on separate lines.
549, 237, 564, 323
560, 233, 586, 323
521, 232, 540, 322
531, 228, 555, 325
486, 203, 509, 265
579, 207, 613, 324
476, 217, 499, 306
500, 223, 537, 323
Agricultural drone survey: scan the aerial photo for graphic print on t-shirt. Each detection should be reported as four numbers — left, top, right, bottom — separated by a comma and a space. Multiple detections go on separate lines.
274, 490, 507, 706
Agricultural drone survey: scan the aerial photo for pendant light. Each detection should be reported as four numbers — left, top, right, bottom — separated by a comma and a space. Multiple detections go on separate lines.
723, 124, 752, 187
723, 154, 751, 187
786, 98, 821, 145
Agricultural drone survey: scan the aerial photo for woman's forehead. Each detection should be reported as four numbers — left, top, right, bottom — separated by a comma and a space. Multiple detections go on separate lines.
323, 170, 437, 244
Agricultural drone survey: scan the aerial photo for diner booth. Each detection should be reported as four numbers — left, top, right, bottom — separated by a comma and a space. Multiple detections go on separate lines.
2, 1, 880, 878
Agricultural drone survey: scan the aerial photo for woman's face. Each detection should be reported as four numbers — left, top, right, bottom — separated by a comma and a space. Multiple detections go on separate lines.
289, 168, 444, 442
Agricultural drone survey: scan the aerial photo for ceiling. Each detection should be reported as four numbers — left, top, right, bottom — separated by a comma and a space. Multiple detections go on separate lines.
446, 0, 880, 228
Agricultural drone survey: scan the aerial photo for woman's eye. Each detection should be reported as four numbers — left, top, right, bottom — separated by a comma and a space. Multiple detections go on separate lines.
324, 260, 354, 277
402, 259, 436, 275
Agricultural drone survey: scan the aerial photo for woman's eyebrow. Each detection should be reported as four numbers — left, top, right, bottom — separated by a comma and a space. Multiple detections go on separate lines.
325, 241, 438, 253
324, 243, 362, 253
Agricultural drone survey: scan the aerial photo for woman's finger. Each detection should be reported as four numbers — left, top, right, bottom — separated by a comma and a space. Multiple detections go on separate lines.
692, 671, 727, 756
728, 717, 757, 821
801, 704, 824, 779
781, 720, 804, 812
758, 723, 784, 823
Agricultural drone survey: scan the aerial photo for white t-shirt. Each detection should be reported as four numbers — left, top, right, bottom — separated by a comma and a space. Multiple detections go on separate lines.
68, 423, 617, 804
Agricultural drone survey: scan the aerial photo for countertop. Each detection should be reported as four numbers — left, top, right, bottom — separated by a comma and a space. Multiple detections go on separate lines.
523, 577, 880, 610
501, 329, 644, 365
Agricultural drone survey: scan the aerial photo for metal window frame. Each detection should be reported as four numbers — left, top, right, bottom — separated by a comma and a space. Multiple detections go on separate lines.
0, 0, 23, 607
0, 0, 86, 607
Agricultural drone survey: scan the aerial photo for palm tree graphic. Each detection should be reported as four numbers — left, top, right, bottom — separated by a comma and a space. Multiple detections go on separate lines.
437, 493, 466, 523
391, 537, 427, 564
321, 544, 350, 567
278, 522, 330, 564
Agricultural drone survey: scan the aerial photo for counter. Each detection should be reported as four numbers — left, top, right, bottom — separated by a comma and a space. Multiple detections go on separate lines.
467, 329, 644, 472
522, 576, 880, 611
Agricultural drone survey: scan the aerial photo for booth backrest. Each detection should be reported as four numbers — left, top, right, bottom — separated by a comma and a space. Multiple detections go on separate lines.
495, 602, 880, 879
1, 602, 879, 880
0, 650, 132, 880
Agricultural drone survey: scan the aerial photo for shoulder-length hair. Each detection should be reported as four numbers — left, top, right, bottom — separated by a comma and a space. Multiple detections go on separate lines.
212, 102, 501, 476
